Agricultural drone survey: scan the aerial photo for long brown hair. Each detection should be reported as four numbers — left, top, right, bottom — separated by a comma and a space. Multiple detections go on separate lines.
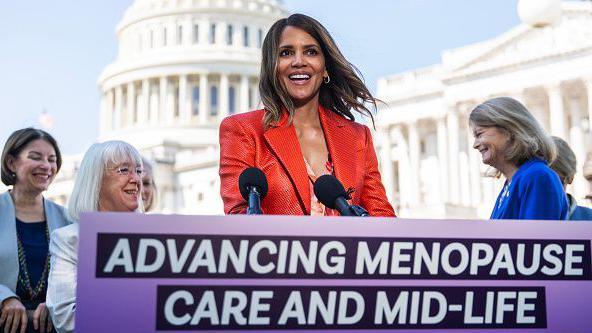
259, 14, 377, 128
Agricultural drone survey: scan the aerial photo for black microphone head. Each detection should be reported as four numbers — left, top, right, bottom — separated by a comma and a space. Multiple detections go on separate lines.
238, 167, 268, 200
313, 175, 347, 209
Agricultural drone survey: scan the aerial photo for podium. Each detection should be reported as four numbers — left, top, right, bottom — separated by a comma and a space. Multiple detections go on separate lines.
76, 213, 592, 331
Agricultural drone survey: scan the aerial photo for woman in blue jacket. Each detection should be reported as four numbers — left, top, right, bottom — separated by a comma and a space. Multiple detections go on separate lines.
469, 97, 567, 220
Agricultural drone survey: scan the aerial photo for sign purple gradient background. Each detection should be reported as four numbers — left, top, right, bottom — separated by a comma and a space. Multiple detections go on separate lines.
76, 213, 592, 332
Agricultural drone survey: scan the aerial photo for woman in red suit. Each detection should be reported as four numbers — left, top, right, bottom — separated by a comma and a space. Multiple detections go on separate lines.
219, 14, 395, 217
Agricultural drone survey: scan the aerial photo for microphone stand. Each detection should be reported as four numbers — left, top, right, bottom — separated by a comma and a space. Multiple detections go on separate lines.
334, 195, 369, 217
246, 186, 263, 215
350, 205, 369, 217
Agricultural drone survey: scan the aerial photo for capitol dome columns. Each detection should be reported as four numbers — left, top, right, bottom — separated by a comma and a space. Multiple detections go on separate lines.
139, 80, 149, 124
179, 74, 189, 123
240, 75, 250, 114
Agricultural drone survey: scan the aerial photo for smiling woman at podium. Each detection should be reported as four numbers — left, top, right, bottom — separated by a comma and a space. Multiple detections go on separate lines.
219, 14, 395, 217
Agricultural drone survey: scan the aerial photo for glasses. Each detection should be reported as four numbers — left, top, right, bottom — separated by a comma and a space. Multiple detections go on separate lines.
113, 165, 143, 177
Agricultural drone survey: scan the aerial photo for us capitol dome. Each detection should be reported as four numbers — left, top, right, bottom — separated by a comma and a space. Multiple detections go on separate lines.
96, 0, 286, 213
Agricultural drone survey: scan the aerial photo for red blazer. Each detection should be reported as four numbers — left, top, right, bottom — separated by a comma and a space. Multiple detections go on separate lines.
219, 106, 396, 217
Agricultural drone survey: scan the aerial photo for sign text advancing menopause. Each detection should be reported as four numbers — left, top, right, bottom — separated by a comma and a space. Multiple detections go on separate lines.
96, 234, 591, 280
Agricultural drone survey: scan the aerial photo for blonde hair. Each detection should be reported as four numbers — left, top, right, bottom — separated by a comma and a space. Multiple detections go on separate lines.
67, 140, 144, 221
469, 97, 556, 169
549, 136, 576, 186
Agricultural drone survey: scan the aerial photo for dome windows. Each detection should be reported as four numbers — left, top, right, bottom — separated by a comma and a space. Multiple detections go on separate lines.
177, 25, 183, 45
228, 86, 236, 114
129, 19, 267, 55
243, 26, 249, 47
210, 23, 217, 44
210, 86, 218, 115
193, 24, 199, 44
226, 24, 233, 45
257, 28, 263, 48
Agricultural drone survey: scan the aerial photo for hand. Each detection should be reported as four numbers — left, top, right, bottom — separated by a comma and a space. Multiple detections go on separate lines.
33, 303, 53, 333
0, 297, 27, 333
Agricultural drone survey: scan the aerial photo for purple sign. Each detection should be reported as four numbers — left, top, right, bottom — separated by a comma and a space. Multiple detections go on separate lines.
77, 213, 592, 332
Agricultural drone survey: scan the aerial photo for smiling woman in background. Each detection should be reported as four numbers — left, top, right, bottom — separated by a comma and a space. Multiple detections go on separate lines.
469, 97, 567, 220
219, 14, 395, 217
140, 156, 157, 212
0, 128, 70, 333
46, 140, 143, 333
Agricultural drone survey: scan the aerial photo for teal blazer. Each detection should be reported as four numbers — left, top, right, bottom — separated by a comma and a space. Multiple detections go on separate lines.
0, 191, 71, 304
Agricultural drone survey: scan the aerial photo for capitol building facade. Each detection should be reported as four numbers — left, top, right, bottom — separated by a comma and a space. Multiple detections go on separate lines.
46, 0, 287, 214
29, 0, 592, 218
375, 1, 592, 218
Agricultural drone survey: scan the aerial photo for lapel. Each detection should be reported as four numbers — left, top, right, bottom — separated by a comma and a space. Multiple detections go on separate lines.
263, 112, 310, 213
0, 191, 16, 229
318, 107, 358, 193
44, 198, 62, 232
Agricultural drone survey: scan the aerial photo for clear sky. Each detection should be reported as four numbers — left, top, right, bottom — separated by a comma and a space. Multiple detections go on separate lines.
0, 0, 520, 154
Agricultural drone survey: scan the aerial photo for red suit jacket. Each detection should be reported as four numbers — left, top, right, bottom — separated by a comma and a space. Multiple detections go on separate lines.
219, 106, 395, 217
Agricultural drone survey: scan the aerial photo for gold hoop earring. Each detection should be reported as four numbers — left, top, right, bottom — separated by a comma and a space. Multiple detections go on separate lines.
323, 75, 331, 84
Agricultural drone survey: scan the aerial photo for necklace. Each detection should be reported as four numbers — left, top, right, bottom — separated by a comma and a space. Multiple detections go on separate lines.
16, 223, 51, 301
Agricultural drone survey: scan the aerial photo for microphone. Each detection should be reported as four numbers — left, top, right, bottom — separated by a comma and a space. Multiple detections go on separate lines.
238, 167, 268, 215
313, 175, 369, 217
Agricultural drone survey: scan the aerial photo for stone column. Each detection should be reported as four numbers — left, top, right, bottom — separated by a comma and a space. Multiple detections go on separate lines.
392, 126, 411, 210
407, 120, 420, 206
568, 96, 587, 199
159, 76, 168, 124
436, 116, 449, 203
127, 82, 136, 126
200, 18, 210, 45
199, 73, 209, 124
547, 83, 566, 137
240, 75, 249, 113
219, 73, 229, 118
183, 20, 192, 45
140, 79, 150, 124
179, 74, 189, 123
150, 80, 159, 125
217, 21, 226, 46
378, 127, 395, 203
114, 85, 123, 130
106, 90, 114, 131
585, 79, 592, 136
447, 106, 460, 204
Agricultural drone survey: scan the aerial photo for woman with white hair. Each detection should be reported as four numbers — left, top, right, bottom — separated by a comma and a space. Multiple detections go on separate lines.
469, 97, 568, 220
46, 141, 143, 333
